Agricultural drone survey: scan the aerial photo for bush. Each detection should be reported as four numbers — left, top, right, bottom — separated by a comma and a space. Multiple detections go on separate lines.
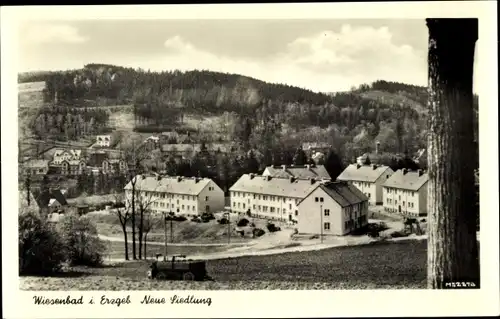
252, 228, 265, 238
57, 213, 106, 266
19, 211, 66, 275
391, 230, 409, 238
191, 216, 201, 223
237, 218, 250, 227
201, 212, 215, 221
174, 215, 187, 222
267, 223, 281, 232
218, 217, 229, 225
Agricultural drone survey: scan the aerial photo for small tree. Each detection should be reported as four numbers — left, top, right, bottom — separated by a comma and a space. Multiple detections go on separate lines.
57, 213, 106, 266
114, 193, 130, 260
19, 211, 66, 275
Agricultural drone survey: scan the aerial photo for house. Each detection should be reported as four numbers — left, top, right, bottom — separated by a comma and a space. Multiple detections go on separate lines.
336, 163, 394, 205
61, 159, 86, 176
160, 143, 233, 158
124, 175, 225, 215
52, 149, 82, 164
302, 142, 331, 157
87, 151, 127, 174
96, 135, 111, 147
297, 181, 369, 235
229, 174, 323, 222
262, 164, 331, 180
382, 169, 429, 217
19, 188, 68, 216
23, 159, 49, 175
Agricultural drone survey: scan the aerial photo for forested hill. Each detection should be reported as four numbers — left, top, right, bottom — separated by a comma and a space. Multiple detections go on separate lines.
19, 64, 478, 167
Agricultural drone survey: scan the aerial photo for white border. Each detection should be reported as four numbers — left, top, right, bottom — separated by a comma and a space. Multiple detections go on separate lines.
2, 2, 499, 318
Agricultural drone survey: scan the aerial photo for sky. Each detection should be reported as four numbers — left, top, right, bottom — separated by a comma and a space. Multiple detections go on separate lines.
18, 19, 480, 93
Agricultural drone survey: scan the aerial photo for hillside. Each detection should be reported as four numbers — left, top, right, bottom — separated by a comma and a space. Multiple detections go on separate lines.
18, 65, 479, 179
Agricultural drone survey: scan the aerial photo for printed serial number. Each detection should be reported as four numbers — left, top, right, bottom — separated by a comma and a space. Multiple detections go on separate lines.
444, 281, 477, 288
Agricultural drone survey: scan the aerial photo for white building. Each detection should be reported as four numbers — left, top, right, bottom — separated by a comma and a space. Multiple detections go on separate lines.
229, 174, 322, 222
96, 135, 111, 147
262, 164, 332, 180
382, 169, 429, 217
124, 175, 225, 215
297, 181, 369, 235
336, 164, 394, 205
52, 149, 82, 165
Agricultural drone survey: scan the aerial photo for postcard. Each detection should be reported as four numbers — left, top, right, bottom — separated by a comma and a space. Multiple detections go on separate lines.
1, 2, 499, 318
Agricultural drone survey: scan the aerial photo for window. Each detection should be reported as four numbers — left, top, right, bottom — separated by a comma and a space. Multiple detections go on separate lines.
270, 207, 275, 213
258, 205, 261, 210
324, 222, 330, 230
243, 203, 246, 209
253, 194, 256, 199
315, 197, 319, 202
192, 206, 195, 211
289, 204, 292, 210
182, 205, 185, 209
324, 209, 330, 216
238, 203, 241, 208
182, 195, 185, 200
320, 197, 324, 203
295, 210, 298, 216
167, 203, 170, 208
403, 201, 405, 206
368, 193, 371, 198
177, 200, 179, 204
233, 202, 236, 207
205, 196, 209, 201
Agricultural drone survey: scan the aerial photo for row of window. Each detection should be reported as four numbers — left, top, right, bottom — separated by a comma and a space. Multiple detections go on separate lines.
386, 188, 416, 197
384, 207, 419, 217
386, 199, 415, 208
354, 181, 372, 188
231, 192, 296, 204
153, 201, 197, 211
132, 192, 210, 202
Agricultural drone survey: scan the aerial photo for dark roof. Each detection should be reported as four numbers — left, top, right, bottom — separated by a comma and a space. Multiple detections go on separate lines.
298, 181, 368, 207
32, 189, 68, 207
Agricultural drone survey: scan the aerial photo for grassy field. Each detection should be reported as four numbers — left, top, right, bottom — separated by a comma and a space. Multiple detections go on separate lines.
20, 240, 427, 290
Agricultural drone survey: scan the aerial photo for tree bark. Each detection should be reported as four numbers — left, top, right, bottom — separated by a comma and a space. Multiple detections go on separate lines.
131, 179, 137, 260
123, 223, 129, 261
138, 206, 144, 259
426, 18, 479, 289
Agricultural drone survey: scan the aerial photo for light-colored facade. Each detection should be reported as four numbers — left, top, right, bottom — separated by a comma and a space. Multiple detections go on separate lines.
297, 182, 369, 235
337, 164, 394, 205
124, 175, 224, 215
96, 135, 111, 147
61, 160, 86, 176
229, 174, 322, 222
52, 149, 82, 165
382, 169, 429, 217
23, 159, 49, 175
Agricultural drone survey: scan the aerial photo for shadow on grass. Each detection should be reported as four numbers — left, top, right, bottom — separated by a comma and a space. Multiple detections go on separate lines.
19, 270, 90, 278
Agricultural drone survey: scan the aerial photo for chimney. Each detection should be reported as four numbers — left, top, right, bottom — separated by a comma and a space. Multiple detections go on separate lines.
250, 173, 255, 179
372, 164, 378, 170
376, 141, 380, 154
281, 165, 287, 171
310, 178, 316, 185
141, 174, 146, 179
195, 177, 200, 183
177, 176, 182, 182
356, 164, 361, 169
157, 175, 162, 181
266, 176, 272, 181
418, 169, 424, 176
289, 177, 295, 183
403, 169, 408, 175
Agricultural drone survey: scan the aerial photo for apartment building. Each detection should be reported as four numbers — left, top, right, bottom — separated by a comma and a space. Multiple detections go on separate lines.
229, 174, 322, 222
336, 163, 394, 205
124, 175, 224, 215
382, 169, 429, 217
297, 181, 369, 235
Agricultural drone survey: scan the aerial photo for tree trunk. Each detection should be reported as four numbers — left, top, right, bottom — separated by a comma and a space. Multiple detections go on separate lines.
123, 223, 129, 261
426, 18, 479, 289
143, 234, 148, 260
131, 181, 137, 260
138, 208, 144, 259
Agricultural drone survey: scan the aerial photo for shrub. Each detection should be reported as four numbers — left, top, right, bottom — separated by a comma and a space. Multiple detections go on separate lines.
218, 217, 229, 225
201, 212, 215, 220
57, 213, 106, 266
252, 228, 265, 238
174, 215, 187, 222
191, 216, 201, 223
391, 230, 409, 238
237, 218, 250, 227
18, 211, 66, 275
267, 223, 281, 232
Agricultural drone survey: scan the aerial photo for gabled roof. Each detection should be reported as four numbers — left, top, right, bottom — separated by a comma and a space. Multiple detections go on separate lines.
383, 169, 429, 191
32, 189, 68, 208
299, 181, 369, 207
54, 149, 81, 158
124, 175, 215, 196
229, 174, 322, 198
264, 165, 331, 180
24, 159, 49, 168
337, 164, 391, 183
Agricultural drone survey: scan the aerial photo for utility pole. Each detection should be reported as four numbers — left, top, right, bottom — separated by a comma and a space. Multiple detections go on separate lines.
320, 204, 323, 243
170, 218, 173, 242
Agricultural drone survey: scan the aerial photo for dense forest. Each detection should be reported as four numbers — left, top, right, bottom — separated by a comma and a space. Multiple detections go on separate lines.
20, 64, 479, 180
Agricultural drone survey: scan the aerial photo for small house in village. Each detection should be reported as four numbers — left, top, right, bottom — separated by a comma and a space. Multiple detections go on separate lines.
124, 175, 225, 215
336, 163, 394, 205
297, 181, 369, 236
382, 169, 429, 217
51, 149, 82, 165
22, 159, 49, 176
19, 188, 68, 216
262, 164, 332, 180
96, 135, 112, 147
302, 142, 331, 157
